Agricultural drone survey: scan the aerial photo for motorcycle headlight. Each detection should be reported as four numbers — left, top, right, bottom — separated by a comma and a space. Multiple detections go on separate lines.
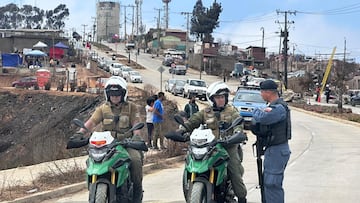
191, 146, 208, 160
191, 138, 207, 146
89, 147, 108, 162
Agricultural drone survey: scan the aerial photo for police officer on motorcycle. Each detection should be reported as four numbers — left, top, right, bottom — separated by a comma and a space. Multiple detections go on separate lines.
74, 76, 144, 203
179, 81, 247, 203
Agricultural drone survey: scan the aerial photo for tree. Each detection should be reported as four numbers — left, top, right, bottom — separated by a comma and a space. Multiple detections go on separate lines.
190, 0, 222, 43
44, 4, 69, 29
0, 3, 68, 29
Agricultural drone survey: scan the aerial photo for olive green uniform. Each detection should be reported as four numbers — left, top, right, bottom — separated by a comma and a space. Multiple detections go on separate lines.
89, 101, 143, 202
184, 104, 247, 199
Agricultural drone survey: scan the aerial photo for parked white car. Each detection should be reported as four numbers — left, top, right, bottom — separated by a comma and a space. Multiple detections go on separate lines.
183, 78, 208, 100
246, 77, 265, 87
120, 66, 133, 78
126, 71, 142, 83
110, 63, 123, 76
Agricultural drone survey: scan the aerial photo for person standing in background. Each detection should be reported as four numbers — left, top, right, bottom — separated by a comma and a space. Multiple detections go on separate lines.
152, 92, 166, 150
145, 96, 155, 149
184, 95, 199, 119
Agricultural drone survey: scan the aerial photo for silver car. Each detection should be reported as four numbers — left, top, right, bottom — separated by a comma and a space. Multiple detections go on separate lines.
164, 78, 177, 92
171, 79, 186, 96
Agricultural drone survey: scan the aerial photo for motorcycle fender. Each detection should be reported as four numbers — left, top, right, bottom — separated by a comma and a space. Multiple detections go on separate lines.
116, 163, 130, 187
192, 177, 216, 203
89, 179, 117, 203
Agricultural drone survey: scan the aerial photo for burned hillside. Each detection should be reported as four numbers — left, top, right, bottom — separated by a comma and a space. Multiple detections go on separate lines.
0, 85, 180, 170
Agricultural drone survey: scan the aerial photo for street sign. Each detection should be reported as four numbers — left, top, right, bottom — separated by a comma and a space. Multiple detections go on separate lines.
157, 66, 165, 73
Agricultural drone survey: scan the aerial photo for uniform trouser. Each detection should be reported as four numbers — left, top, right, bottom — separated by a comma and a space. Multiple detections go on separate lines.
127, 148, 143, 203
153, 122, 164, 148
226, 145, 247, 199
263, 143, 291, 203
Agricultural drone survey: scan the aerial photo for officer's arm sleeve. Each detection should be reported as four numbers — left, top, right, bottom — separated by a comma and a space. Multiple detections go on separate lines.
183, 110, 204, 132
253, 104, 286, 125
231, 107, 243, 133
88, 105, 104, 126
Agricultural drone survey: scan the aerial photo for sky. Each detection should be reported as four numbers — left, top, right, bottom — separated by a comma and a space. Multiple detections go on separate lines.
5, 0, 360, 62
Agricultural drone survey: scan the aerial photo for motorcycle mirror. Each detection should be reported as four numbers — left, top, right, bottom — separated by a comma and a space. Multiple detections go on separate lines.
224, 117, 244, 133
71, 119, 89, 133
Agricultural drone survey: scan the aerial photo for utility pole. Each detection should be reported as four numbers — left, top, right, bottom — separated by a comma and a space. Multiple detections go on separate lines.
155, 8, 162, 57
121, 5, 135, 42
276, 10, 296, 89
292, 44, 296, 72
260, 27, 264, 48
181, 11, 191, 67
135, 0, 140, 36
124, 6, 127, 41
130, 5, 135, 41
81, 24, 87, 42
91, 17, 96, 42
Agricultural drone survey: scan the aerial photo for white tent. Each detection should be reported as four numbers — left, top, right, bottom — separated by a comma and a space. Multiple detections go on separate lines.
33, 41, 48, 48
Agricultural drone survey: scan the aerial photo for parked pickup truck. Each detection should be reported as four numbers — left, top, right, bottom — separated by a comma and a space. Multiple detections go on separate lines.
183, 78, 207, 100
169, 64, 186, 75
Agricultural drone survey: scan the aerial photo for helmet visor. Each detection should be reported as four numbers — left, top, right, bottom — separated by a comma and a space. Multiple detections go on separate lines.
107, 86, 125, 97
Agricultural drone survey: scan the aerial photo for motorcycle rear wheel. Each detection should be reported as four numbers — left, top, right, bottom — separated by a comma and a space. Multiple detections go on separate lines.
190, 182, 206, 203
95, 183, 108, 203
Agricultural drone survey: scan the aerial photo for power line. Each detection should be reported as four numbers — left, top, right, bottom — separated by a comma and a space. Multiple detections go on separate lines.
297, 3, 360, 15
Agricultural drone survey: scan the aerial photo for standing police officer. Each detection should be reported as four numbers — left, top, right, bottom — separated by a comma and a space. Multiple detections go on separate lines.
252, 79, 291, 203
180, 81, 247, 203
74, 76, 144, 203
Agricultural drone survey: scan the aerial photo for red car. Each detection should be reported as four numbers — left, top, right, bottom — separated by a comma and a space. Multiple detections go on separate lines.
12, 76, 38, 88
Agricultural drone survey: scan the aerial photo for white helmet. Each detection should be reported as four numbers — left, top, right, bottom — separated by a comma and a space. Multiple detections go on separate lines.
104, 76, 128, 102
206, 81, 230, 107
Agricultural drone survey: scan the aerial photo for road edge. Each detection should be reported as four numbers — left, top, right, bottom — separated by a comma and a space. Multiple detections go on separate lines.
3, 155, 185, 203
291, 106, 360, 128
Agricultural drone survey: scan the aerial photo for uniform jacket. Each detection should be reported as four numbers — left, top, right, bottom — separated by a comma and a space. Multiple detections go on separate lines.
89, 101, 139, 140
184, 104, 243, 139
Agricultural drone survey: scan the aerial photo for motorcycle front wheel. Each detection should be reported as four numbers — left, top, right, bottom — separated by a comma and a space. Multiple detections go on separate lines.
95, 183, 108, 203
190, 182, 207, 203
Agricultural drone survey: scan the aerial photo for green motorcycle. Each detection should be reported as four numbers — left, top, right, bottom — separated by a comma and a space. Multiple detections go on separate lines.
67, 119, 148, 203
165, 116, 247, 203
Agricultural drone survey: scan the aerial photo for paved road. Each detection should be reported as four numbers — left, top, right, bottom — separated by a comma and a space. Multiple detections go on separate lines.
96, 42, 240, 93
98, 42, 360, 115
41, 108, 360, 203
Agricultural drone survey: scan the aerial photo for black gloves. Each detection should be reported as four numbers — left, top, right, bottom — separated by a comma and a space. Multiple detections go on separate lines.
70, 131, 85, 140
67, 131, 89, 149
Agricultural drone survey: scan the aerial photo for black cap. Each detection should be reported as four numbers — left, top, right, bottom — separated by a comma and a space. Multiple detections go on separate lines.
260, 80, 278, 90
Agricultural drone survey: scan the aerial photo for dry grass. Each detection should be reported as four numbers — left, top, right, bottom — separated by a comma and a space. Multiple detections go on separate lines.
0, 161, 85, 201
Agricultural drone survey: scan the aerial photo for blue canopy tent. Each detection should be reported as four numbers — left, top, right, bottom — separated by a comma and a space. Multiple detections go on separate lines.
25, 50, 47, 57
24, 50, 47, 68
54, 42, 69, 49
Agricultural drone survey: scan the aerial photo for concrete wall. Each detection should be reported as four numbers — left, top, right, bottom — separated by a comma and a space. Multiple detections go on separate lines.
96, 1, 120, 41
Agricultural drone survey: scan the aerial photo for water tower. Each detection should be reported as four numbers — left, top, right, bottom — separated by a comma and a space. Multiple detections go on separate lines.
162, 0, 171, 29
